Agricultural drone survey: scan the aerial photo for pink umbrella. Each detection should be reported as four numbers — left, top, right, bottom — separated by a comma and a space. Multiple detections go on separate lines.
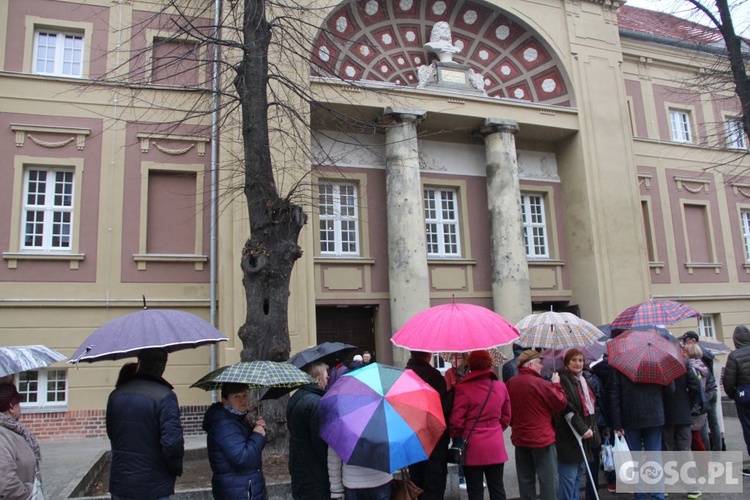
391, 302, 519, 353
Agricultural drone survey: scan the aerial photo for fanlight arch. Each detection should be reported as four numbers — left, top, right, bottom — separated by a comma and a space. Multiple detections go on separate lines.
311, 0, 575, 106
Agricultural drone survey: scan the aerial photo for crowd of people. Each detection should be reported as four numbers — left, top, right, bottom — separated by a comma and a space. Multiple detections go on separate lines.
2, 325, 750, 500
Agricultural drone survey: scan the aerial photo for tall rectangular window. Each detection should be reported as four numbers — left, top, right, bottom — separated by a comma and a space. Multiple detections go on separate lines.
16, 369, 68, 408
670, 110, 692, 143
424, 188, 460, 257
698, 314, 716, 339
641, 200, 656, 261
522, 194, 549, 258
22, 168, 74, 251
726, 119, 747, 150
33, 30, 83, 77
318, 182, 359, 256
684, 204, 712, 262
741, 209, 750, 262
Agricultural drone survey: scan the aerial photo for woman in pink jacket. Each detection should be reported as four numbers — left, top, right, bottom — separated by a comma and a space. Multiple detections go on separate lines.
449, 350, 512, 500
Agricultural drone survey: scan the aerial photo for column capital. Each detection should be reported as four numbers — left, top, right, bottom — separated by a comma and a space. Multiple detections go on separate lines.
477, 118, 519, 137
380, 107, 426, 125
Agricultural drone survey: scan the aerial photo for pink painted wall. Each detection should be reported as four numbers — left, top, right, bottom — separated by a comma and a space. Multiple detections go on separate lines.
722, 173, 750, 283
652, 85, 706, 144
638, 166, 671, 284
4, 0, 109, 77
120, 122, 211, 283
665, 168, 728, 283
624, 79, 649, 138
0, 113, 102, 282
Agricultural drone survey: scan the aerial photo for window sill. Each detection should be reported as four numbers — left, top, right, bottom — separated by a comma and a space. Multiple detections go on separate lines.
2, 252, 84, 270
21, 406, 68, 415
527, 259, 564, 266
649, 261, 666, 274
315, 257, 376, 265
133, 253, 208, 271
685, 262, 722, 274
743, 263, 750, 273
427, 258, 477, 266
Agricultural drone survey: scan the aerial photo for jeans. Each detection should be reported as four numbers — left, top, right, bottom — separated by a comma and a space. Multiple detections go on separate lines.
736, 401, 750, 455
558, 459, 584, 500
515, 444, 558, 500
464, 463, 505, 500
344, 482, 391, 500
624, 427, 665, 500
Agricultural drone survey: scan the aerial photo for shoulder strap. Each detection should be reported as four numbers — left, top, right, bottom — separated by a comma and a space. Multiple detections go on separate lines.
465, 379, 494, 442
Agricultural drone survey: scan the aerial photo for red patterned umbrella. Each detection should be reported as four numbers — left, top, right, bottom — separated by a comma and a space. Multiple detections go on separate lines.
610, 299, 700, 330
606, 329, 686, 385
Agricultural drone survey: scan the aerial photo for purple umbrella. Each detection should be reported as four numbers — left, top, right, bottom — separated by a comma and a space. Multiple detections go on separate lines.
69, 309, 227, 363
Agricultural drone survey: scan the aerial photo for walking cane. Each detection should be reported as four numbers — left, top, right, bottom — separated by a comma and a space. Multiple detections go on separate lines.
565, 412, 600, 500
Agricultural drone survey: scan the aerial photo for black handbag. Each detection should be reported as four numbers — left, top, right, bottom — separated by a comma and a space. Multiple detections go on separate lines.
447, 380, 494, 465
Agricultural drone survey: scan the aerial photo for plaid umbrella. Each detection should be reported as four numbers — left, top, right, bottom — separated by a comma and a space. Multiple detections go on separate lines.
515, 311, 606, 349
191, 360, 314, 391
607, 329, 686, 385
439, 348, 508, 367
0, 345, 67, 378
610, 299, 701, 330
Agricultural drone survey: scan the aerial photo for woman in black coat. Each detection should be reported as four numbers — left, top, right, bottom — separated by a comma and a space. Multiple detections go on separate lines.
202, 383, 267, 500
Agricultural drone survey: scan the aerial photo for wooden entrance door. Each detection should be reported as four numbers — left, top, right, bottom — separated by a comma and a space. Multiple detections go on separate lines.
316, 306, 376, 360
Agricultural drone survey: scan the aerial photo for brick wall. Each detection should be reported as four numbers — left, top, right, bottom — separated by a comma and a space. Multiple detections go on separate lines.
24, 405, 210, 441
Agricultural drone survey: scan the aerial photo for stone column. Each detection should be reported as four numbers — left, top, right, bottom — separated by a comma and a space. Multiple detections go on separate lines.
382, 107, 430, 367
478, 118, 532, 327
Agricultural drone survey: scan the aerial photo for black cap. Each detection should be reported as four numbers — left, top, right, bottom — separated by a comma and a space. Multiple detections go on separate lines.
680, 331, 699, 342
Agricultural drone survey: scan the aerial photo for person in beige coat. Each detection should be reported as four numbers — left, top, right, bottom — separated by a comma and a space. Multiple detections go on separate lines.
0, 382, 43, 499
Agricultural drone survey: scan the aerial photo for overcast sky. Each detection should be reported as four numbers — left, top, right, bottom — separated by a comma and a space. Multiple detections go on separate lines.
624, 0, 750, 34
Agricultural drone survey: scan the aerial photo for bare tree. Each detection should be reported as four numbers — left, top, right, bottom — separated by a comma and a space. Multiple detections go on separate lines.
663, 1, 750, 145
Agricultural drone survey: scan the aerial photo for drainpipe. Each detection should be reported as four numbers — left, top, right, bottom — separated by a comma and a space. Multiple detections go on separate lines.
209, 0, 222, 402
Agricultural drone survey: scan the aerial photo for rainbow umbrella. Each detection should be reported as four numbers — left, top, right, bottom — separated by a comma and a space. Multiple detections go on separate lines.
319, 363, 446, 473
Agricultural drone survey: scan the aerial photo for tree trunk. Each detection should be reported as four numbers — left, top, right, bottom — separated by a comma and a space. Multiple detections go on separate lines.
235, 0, 307, 450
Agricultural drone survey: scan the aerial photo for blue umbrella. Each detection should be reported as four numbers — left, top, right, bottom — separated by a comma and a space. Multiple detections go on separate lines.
69, 309, 227, 363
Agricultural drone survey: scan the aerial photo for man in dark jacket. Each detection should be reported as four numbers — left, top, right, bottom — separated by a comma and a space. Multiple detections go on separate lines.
609, 368, 668, 500
507, 350, 567, 500
722, 324, 750, 475
287, 361, 330, 499
406, 351, 449, 500
106, 348, 184, 499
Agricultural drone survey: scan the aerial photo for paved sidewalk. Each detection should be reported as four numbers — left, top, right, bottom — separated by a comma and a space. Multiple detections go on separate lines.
40, 418, 750, 499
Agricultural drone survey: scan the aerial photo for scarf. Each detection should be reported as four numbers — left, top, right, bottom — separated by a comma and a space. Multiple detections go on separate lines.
223, 404, 248, 417
574, 372, 596, 416
0, 411, 42, 479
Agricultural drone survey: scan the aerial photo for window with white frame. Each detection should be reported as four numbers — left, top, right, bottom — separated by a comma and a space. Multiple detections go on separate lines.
522, 194, 549, 258
318, 182, 359, 256
741, 209, 750, 262
726, 119, 747, 150
424, 188, 460, 257
22, 168, 74, 251
33, 30, 84, 77
669, 109, 693, 143
16, 368, 68, 409
698, 314, 716, 339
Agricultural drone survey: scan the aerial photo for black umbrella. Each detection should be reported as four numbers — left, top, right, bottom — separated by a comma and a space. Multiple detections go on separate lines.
288, 342, 357, 370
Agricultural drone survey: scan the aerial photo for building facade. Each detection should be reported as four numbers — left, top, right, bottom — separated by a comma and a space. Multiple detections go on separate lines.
1, 0, 749, 439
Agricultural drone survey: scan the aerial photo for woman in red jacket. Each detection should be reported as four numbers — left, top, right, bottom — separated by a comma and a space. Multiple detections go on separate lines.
449, 350, 512, 500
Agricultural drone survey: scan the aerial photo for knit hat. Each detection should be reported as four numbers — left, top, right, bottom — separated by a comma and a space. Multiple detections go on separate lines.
517, 349, 541, 367
0, 383, 21, 413
352, 354, 363, 362
468, 350, 493, 371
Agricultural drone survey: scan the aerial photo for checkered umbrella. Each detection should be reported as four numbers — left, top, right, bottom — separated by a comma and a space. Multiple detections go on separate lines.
191, 361, 314, 391
607, 329, 686, 385
515, 311, 606, 349
610, 299, 701, 330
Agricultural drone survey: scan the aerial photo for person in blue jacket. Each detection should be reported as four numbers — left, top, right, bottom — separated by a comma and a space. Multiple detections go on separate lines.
202, 382, 267, 500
